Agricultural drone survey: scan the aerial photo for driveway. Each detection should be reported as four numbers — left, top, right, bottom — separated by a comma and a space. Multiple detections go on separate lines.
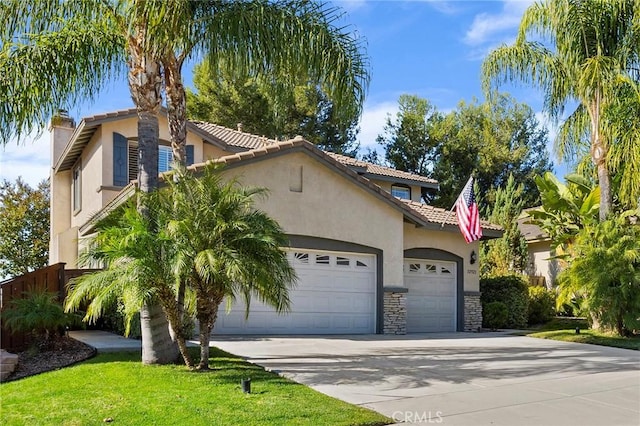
211, 333, 640, 425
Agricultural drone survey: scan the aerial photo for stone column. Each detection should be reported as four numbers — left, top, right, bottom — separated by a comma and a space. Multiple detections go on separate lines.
464, 291, 482, 331
383, 287, 407, 334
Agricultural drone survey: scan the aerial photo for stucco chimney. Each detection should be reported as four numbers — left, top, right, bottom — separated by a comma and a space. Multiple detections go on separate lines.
48, 109, 76, 266
237, 123, 243, 132
49, 109, 76, 167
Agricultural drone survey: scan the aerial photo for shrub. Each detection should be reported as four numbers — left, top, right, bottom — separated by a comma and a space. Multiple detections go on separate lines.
557, 213, 640, 336
528, 286, 556, 325
1, 290, 74, 349
480, 275, 529, 328
483, 302, 509, 330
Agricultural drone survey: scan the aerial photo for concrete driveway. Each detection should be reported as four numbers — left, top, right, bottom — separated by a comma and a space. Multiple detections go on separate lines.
211, 333, 640, 425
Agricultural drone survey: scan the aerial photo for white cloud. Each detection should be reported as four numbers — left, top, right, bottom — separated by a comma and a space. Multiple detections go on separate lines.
357, 100, 399, 151
332, 0, 368, 13
0, 129, 51, 187
425, 1, 460, 15
464, 0, 533, 46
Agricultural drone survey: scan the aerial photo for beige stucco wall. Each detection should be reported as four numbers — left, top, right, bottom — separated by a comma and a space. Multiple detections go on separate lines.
50, 226, 78, 268
527, 240, 557, 287
49, 170, 71, 265
68, 117, 223, 230
225, 152, 406, 287
203, 143, 232, 161
70, 128, 103, 229
403, 223, 480, 292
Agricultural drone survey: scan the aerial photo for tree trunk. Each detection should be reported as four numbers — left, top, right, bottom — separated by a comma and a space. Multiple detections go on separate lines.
589, 95, 611, 221
196, 292, 223, 370
164, 55, 187, 167
140, 302, 180, 365
596, 159, 611, 221
127, 35, 179, 364
158, 287, 193, 368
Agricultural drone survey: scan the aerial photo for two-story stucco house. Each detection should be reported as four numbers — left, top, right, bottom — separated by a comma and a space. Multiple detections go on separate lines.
48, 109, 501, 335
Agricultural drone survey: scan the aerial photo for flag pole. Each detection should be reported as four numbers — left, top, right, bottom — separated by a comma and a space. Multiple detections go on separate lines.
440, 203, 456, 228
441, 174, 474, 227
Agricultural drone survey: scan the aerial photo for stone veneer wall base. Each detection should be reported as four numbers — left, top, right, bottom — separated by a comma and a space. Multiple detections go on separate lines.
464, 292, 482, 332
383, 287, 407, 335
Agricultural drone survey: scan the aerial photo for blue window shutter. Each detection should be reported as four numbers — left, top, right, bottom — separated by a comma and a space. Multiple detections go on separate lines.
186, 145, 194, 166
113, 133, 128, 186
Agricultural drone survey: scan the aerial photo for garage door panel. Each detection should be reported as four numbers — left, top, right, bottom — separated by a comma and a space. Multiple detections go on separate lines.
214, 249, 376, 335
405, 259, 456, 333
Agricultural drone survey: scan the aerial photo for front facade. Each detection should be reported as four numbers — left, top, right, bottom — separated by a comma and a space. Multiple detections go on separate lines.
49, 109, 501, 335
518, 216, 558, 288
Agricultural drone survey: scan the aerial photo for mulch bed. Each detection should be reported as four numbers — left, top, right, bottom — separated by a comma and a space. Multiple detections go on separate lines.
4, 337, 96, 382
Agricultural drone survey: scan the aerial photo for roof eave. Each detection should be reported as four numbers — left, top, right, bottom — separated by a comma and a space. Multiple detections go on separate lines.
361, 172, 439, 190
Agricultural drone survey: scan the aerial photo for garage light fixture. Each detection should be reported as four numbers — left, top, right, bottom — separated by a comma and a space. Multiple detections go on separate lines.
470, 250, 477, 265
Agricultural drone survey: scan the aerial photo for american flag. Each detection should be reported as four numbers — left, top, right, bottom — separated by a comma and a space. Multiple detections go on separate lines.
455, 176, 482, 243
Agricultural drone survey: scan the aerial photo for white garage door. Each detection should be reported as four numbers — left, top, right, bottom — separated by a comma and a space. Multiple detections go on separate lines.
214, 249, 376, 335
404, 259, 456, 332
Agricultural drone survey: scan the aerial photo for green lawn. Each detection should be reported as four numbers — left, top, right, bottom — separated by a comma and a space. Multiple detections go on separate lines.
527, 317, 640, 351
1, 348, 391, 426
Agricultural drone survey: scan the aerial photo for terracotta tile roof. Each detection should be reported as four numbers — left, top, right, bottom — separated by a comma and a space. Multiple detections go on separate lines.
517, 212, 549, 242
192, 121, 437, 187
400, 199, 503, 232
191, 121, 278, 149
325, 152, 438, 186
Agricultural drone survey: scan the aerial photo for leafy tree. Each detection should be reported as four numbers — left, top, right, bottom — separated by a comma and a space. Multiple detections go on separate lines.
526, 172, 600, 252
376, 94, 441, 176
480, 175, 529, 277
2, 0, 369, 365
65, 194, 195, 366
431, 94, 552, 209
482, 0, 640, 221
557, 212, 640, 336
187, 63, 360, 155
0, 178, 49, 278
164, 165, 296, 370
376, 94, 551, 208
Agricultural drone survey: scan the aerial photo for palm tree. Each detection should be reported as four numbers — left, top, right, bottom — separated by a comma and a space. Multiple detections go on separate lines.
1, 0, 368, 364
158, 1, 369, 164
557, 212, 640, 336
482, 0, 639, 221
164, 165, 296, 370
65, 196, 195, 367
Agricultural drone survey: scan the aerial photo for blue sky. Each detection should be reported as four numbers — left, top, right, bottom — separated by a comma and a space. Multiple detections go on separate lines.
2, 0, 562, 187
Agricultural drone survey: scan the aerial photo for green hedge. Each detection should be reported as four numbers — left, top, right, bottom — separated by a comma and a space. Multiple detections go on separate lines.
528, 286, 556, 325
484, 302, 509, 330
480, 275, 529, 328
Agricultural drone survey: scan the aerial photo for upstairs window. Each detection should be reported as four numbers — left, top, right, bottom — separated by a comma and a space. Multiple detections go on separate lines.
114, 131, 196, 185
391, 184, 411, 200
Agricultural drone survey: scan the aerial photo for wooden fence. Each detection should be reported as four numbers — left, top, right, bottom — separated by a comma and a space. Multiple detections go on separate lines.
528, 275, 547, 288
0, 263, 97, 351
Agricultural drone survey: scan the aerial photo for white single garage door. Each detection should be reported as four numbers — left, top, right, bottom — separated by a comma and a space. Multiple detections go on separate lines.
404, 259, 456, 332
214, 249, 376, 335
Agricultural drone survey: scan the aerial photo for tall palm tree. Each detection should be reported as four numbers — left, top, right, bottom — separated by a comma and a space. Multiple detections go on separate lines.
1, 0, 368, 364
1, 0, 178, 364
65, 195, 195, 367
157, 1, 369, 164
482, 0, 639, 221
164, 165, 296, 370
